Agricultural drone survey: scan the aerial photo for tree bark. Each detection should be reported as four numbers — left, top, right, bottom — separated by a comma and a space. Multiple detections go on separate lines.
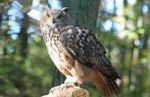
19, 14, 29, 59
63, 0, 100, 31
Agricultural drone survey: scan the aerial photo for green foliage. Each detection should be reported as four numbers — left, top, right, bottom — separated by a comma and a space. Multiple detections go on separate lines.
0, 38, 53, 97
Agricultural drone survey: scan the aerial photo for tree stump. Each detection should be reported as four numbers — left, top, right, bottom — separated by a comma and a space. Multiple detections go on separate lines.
42, 85, 89, 97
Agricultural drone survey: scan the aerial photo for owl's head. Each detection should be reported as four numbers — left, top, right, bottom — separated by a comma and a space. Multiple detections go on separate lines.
40, 7, 73, 27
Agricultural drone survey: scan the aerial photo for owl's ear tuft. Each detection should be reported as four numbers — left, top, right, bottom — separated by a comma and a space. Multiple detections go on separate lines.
61, 7, 70, 13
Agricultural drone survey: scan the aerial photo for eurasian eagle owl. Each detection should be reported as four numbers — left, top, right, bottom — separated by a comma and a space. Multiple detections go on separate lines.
40, 7, 121, 97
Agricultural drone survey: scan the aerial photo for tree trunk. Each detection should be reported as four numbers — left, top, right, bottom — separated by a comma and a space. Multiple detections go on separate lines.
63, 0, 100, 31
19, 14, 29, 59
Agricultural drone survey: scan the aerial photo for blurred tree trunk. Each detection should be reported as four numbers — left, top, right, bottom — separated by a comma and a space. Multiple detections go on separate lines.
19, 14, 29, 60
63, 0, 100, 31
143, 0, 150, 49
0, 5, 9, 56
137, 1, 150, 96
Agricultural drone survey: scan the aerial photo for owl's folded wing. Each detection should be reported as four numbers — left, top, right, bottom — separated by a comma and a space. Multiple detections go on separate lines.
58, 26, 120, 80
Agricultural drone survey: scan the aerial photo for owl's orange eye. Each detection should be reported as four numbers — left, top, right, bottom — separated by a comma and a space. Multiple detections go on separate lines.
47, 14, 50, 18
57, 14, 62, 19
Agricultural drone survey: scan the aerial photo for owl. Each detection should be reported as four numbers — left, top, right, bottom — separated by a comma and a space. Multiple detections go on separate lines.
40, 7, 121, 97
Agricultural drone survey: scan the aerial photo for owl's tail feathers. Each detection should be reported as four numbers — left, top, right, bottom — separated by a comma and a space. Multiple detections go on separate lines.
93, 69, 120, 97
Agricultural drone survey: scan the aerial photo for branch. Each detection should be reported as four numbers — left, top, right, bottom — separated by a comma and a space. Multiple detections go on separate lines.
42, 86, 89, 97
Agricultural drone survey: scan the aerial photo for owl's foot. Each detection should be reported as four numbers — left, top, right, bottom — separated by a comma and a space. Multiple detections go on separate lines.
50, 85, 65, 94
50, 76, 79, 94
50, 83, 78, 94
64, 76, 80, 88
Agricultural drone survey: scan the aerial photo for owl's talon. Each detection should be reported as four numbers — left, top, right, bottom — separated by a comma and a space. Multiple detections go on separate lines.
49, 82, 78, 94
50, 85, 62, 94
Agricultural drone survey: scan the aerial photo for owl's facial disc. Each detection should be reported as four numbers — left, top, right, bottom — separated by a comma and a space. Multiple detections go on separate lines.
43, 9, 63, 27
41, 7, 73, 27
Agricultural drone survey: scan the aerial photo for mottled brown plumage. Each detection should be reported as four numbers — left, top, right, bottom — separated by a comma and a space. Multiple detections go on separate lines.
40, 7, 121, 97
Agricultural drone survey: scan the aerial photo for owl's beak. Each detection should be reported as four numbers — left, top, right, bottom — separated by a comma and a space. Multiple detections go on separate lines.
47, 19, 56, 27
52, 19, 56, 23
48, 19, 55, 24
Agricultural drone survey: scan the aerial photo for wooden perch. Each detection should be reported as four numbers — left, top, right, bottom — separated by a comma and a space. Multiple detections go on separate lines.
42, 86, 89, 97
